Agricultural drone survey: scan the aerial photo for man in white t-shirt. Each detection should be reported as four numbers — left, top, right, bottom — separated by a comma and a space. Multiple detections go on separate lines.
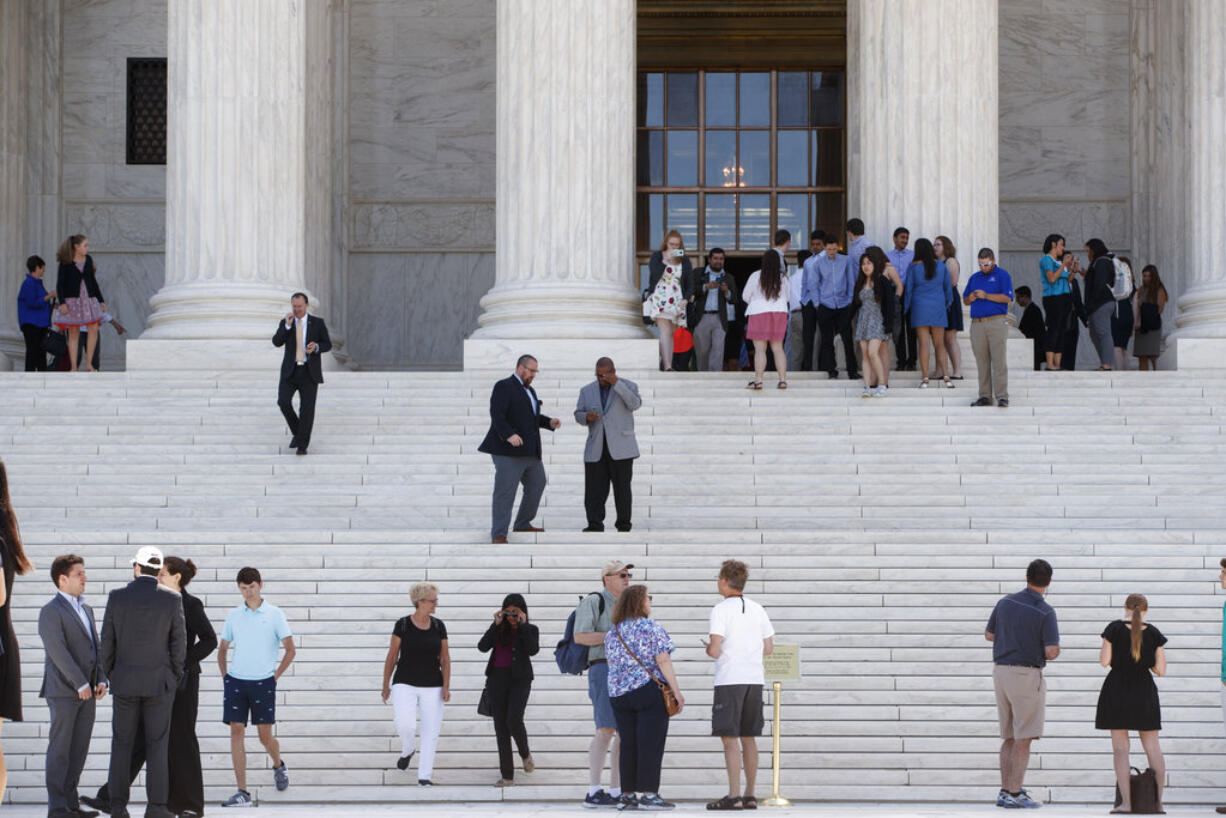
703, 560, 775, 810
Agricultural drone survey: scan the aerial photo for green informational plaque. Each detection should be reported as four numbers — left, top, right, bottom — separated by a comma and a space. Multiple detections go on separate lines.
763, 643, 801, 681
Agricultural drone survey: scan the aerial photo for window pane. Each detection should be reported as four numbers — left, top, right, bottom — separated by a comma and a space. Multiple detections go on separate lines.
637, 130, 664, 187
739, 193, 771, 250
777, 131, 807, 187
739, 131, 770, 187
636, 193, 665, 253
812, 192, 843, 236
666, 73, 698, 127
810, 71, 844, 127
705, 131, 737, 188
814, 130, 843, 187
638, 73, 664, 127
777, 71, 808, 127
705, 194, 736, 251
739, 73, 770, 126
777, 194, 807, 252
666, 130, 698, 186
666, 194, 698, 251
639, 263, 651, 293
705, 73, 736, 127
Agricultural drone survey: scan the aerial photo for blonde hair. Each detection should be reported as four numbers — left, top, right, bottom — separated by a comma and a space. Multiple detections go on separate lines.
1125, 593, 1148, 662
658, 229, 685, 254
410, 582, 439, 606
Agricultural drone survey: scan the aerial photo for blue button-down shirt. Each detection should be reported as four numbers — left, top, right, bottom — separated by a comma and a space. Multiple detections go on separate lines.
886, 248, 914, 286
813, 252, 855, 309
847, 235, 874, 268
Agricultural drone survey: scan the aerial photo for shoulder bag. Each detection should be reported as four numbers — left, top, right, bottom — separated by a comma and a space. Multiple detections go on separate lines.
614, 624, 681, 717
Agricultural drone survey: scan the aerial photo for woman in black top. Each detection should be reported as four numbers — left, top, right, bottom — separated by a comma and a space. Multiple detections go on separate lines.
382, 582, 450, 785
0, 459, 33, 803
1096, 593, 1167, 813
53, 234, 106, 372
1083, 238, 1117, 370
478, 593, 540, 786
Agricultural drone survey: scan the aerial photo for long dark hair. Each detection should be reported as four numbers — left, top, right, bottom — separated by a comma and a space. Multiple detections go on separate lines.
913, 238, 937, 281
496, 592, 529, 646
759, 249, 783, 301
1139, 265, 1167, 303
0, 459, 33, 576
1085, 238, 1110, 262
855, 249, 885, 303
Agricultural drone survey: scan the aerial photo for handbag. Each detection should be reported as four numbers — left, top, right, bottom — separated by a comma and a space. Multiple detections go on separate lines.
41, 305, 68, 358
1113, 766, 1162, 813
614, 624, 681, 717
1139, 301, 1162, 333
477, 685, 492, 717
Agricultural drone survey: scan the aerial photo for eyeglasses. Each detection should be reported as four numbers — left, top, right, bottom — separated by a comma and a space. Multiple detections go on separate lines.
648, 594, 654, 601
524, 367, 539, 374
605, 572, 631, 579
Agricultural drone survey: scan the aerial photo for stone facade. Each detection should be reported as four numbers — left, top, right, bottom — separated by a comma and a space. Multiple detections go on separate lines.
1, 0, 1221, 369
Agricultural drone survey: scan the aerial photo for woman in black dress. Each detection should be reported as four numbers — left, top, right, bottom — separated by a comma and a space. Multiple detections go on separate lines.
1096, 593, 1167, 813
0, 459, 35, 802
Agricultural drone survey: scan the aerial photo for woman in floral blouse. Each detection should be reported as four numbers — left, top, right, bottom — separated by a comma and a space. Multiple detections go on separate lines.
604, 584, 684, 810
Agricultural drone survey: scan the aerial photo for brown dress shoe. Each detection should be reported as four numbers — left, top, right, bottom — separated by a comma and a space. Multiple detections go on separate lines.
491, 536, 509, 544
513, 525, 545, 532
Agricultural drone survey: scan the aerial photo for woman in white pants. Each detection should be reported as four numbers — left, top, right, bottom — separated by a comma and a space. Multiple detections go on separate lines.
382, 582, 450, 785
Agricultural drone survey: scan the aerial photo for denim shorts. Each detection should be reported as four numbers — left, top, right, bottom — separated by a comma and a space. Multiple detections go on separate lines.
223, 674, 277, 725
587, 661, 617, 729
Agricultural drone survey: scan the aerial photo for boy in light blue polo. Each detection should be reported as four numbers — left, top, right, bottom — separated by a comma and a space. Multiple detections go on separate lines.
218, 567, 296, 807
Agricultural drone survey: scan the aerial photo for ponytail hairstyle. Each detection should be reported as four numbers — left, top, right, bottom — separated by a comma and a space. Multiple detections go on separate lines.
759, 249, 783, 302
1125, 593, 1148, 662
163, 556, 198, 589
913, 238, 937, 281
56, 234, 87, 264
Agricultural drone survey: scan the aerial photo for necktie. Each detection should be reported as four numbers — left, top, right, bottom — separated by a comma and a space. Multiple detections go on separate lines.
295, 318, 305, 363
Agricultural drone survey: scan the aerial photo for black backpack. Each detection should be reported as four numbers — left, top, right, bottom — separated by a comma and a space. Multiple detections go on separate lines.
555, 593, 605, 675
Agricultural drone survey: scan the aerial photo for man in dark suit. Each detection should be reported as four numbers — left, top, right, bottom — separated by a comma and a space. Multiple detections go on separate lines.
272, 292, 332, 455
574, 358, 641, 533
101, 547, 186, 818
40, 554, 107, 818
1014, 286, 1045, 371
477, 354, 561, 543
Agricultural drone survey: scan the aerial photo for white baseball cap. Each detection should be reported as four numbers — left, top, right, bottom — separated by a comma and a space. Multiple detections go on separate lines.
131, 546, 164, 569
602, 560, 635, 577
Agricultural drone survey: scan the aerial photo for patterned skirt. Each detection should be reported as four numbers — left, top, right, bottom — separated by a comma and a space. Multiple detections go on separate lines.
53, 281, 104, 329
643, 267, 687, 328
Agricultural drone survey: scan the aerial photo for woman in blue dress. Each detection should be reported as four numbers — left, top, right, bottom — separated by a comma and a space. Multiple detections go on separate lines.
903, 238, 954, 388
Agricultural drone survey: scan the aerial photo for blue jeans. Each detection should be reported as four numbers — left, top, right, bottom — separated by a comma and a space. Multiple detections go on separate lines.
588, 662, 617, 729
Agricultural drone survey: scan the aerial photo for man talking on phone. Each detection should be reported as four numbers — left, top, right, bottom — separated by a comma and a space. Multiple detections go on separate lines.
272, 292, 331, 455
574, 358, 641, 532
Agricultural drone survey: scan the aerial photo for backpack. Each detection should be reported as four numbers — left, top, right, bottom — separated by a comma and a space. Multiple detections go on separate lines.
1110, 256, 1135, 301
555, 592, 605, 675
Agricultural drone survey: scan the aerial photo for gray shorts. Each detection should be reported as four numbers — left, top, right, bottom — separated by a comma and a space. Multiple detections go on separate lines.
994, 665, 1045, 740
712, 684, 764, 737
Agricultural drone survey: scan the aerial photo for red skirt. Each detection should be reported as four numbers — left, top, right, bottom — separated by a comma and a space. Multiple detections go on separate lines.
746, 311, 788, 341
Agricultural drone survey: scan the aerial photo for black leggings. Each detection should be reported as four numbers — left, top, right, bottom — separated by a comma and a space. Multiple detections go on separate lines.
611, 681, 670, 794
487, 668, 531, 779
21, 323, 49, 371
1042, 293, 1072, 355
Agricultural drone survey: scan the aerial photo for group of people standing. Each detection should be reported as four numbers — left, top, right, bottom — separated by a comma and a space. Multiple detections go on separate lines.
15, 235, 126, 373
1019, 234, 1169, 372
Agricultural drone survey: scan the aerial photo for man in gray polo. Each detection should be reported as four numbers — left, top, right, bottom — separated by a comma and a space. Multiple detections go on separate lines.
985, 559, 1059, 809
572, 560, 632, 808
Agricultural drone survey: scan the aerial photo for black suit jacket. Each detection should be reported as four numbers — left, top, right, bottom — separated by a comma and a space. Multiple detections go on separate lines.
101, 577, 186, 698
55, 255, 104, 304
273, 314, 332, 383
477, 375, 556, 459
686, 267, 739, 331
181, 589, 217, 680
478, 621, 540, 681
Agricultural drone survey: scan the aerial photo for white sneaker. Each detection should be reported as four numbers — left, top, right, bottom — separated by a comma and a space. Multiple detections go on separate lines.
874, 385, 887, 397
861, 388, 873, 399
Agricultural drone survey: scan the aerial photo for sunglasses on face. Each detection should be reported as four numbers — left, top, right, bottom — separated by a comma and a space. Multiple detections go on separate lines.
607, 572, 631, 579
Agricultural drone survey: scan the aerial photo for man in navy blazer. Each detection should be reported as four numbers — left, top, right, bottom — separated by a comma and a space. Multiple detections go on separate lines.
477, 354, 561, 543
574, 358, 641, 532
272, 292, 332, 456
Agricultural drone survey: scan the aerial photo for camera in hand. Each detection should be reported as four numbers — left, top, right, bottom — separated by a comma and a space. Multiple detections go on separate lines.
502, 610, 520, 620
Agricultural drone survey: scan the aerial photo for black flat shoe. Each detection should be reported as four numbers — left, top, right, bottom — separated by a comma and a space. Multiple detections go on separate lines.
397, 750, 415, 770
706, 794, 743, 810
79, 797, 110, 815
972, 397, 992, 406
296, 446, 308, 455
583, 525, 604, 532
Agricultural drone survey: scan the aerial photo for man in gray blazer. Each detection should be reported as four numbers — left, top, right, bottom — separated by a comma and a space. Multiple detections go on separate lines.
574, 357, 642, 532
101, 547, 186, 818
40, 554, 107, 818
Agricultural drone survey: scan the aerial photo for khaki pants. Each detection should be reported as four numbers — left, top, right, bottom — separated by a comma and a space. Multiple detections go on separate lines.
970, 314, 1009, 401
691, 313, 726, 372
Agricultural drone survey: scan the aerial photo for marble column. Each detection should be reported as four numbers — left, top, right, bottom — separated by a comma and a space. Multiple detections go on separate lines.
0, 0, 29, 369
847, 0, 999, 266
1173, 0, 1226, 341
466, 0, 652, 369
130, 0, 313, 368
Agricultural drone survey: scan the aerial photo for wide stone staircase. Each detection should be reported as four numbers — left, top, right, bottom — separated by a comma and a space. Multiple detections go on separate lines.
3, 366, 1226, 807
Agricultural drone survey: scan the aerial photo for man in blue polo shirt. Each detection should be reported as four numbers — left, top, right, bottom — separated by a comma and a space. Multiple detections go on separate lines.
985, 559, 1059, 810
963, 248, 1014, 407
217, 567, 296, 807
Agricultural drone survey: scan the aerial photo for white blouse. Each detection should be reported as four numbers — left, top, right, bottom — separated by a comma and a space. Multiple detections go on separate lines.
742, 270, 790, 316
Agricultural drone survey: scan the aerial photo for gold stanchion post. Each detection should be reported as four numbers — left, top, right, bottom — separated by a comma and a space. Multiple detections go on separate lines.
762, 680, 791, 807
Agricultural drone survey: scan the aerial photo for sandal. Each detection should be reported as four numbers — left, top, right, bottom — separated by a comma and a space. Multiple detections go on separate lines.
746, 380, 763, 390
777, 381, 788, 390
742, 796, 758, 810
707, 795, 743, 810
919, 378, 929, 388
